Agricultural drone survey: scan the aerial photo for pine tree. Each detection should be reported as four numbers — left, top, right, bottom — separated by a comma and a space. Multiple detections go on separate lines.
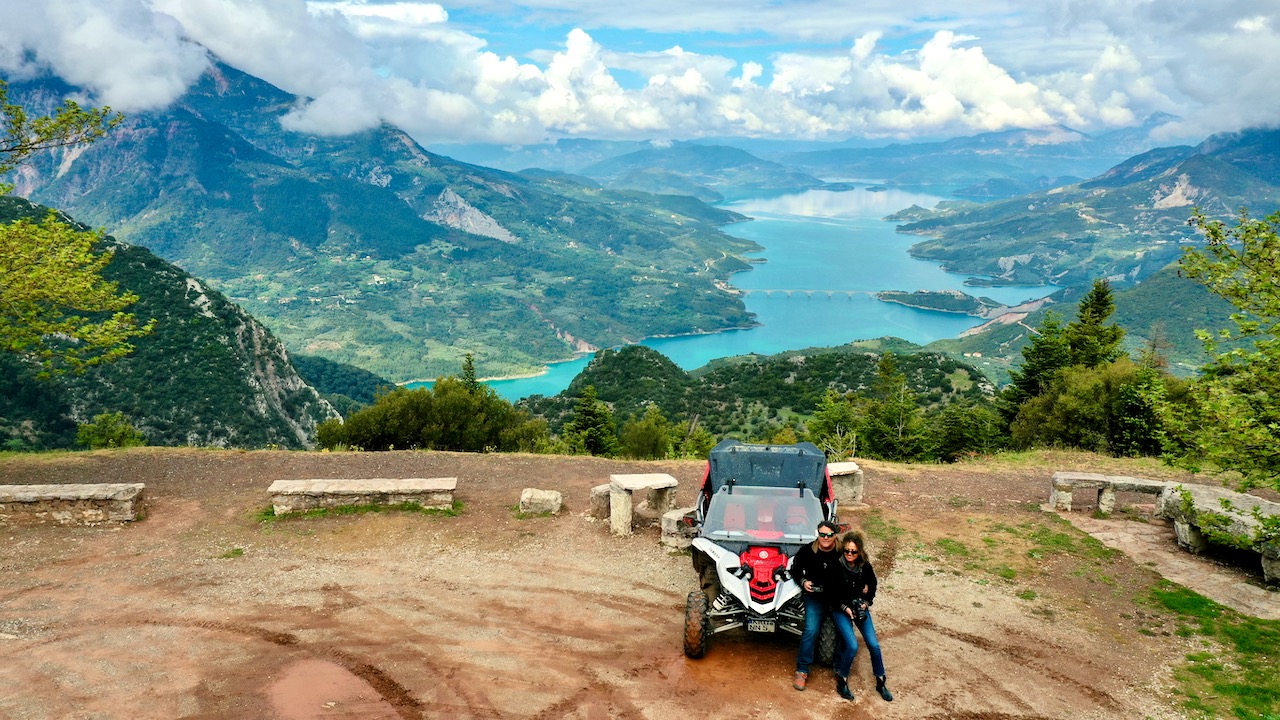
460, 353, 480, 394
1065, 279, 1125, 368
564, 385, 618, 456
860, 353, 928, 461
999, 312, 1070, 425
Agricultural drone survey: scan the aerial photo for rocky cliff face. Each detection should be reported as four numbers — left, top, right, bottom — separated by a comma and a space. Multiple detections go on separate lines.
0, 196, 337, 451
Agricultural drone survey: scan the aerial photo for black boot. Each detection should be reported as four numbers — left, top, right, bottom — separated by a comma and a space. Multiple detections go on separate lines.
835, 676, 855, 701
876, 675, 893, 701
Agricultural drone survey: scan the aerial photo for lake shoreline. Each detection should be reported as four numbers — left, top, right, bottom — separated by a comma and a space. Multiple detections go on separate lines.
399, 320, 764, 387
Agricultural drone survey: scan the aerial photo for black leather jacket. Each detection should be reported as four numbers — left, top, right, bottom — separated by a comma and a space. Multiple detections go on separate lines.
829, 556, 879, 613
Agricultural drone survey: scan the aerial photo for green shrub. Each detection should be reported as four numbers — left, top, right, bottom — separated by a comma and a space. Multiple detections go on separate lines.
318, 378, 548, 452
76, 411, 146, 449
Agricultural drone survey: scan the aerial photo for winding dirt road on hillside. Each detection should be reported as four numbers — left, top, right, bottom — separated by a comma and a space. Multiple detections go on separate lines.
1, 449, 1272, 719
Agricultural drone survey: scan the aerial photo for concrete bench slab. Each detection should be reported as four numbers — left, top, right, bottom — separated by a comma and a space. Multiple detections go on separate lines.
1050, 472, 1170, 514
1157, 483, 1280, 583
609, 473, 679, 536
268, 477, 457, 516
0, 483, 145, 525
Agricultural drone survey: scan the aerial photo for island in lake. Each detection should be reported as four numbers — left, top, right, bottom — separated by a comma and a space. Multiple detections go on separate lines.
875, 289, 1007, 318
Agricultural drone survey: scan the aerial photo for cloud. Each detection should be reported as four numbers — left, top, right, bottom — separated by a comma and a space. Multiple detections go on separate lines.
0, 0, 209, 111
0, 0, 1276, 144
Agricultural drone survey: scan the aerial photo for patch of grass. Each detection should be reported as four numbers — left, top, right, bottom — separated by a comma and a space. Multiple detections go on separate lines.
1147, 580, 1280, 719
859, 508, 905, 541
936, 538, 970, 556
258, 499, 464, 522
994, 565, 1017, 580
216, 547, 244, 559
1016, 589, 1037, 601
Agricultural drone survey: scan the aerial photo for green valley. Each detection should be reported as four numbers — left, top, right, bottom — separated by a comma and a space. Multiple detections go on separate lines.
5, 67, 761, 383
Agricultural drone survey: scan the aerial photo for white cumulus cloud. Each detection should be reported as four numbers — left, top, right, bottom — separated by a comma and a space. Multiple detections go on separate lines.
0, 0, 1276, 144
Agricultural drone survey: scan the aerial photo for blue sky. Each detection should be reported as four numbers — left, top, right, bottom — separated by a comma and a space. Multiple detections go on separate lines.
1, 0, 1277, 146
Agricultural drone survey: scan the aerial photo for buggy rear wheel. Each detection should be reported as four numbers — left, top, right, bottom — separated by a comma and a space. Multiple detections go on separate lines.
816, 615, 836, 666
683, 590, 710, 658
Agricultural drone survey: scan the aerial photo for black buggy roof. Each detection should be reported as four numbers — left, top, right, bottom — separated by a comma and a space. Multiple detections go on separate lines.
702, 439, 830, 500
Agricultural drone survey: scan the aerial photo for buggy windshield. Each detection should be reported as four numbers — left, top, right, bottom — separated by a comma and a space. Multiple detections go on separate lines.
704, 440, 829, 502
700, 486, 822, 545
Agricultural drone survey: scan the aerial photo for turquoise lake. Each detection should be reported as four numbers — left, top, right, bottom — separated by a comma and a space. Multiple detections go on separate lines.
464, 185, 1053, 400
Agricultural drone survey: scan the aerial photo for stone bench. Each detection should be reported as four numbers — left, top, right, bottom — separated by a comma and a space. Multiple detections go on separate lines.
608, 473, 678, 536
660, 506, 699, 550
268, 478, 457, 516
1157, 483, 1280, 584
828, 461, 865, 505
1050, 472, 1170, 515
0, 483, 145, 525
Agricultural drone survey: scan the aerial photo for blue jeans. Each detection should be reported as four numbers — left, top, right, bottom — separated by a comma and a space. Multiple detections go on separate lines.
832, 609, 886, 679
794, 593, 825, 673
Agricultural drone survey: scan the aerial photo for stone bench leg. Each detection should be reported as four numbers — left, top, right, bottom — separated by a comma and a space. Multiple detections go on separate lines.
1050, 483, 1074, 512
1174, 520, 1210, 554
1097, 486, 1116, 516
648, 487, 676, 515
610, 487, 634, 536
1264, 554, 1278, 585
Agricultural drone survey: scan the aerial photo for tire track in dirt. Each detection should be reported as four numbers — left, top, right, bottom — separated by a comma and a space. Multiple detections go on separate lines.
905, 619, 1122, 712
304, 584, 502, 720
305, 581, 677, 720
133, 617, 426, 720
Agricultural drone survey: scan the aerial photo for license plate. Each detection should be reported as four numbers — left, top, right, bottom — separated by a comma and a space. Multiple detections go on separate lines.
746, 618, 775, 633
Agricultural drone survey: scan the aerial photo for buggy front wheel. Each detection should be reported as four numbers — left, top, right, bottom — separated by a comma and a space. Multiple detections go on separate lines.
683, 590, 710, 658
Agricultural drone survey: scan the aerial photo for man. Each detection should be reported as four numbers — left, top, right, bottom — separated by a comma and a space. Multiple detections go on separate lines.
788, 519, 843, 691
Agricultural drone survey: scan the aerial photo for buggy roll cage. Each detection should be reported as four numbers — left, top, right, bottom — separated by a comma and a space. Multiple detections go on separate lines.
695, 439, 836, 523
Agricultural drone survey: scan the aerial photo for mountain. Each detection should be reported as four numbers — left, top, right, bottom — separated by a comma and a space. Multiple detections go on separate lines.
427, 138, 653, 174
777, 122, 1169, 187
894, 128, 1280, 288
3, 65, 760, 382
923, 264, 1242, 381
578, 142, 826, 201
290, 354, 395, 417
520, 343, 993, 439
0, 196, 337, 450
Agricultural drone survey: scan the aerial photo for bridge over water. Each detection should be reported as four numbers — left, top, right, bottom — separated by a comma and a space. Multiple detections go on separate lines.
737, 288, 878, 299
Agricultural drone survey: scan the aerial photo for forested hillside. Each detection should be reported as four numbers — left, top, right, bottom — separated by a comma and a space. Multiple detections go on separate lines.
520, 343, 993, 439
0, 196, 336, 450
3, 65, 761, 382
926, 265, 1240, 381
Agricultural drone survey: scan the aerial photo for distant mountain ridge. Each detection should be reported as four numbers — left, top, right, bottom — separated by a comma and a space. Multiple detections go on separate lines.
0, 196, 337, 450
4, 64, 760, 382
778, 119, 1174, 187
895, 127, 1280, 288
578, 141, 826, 201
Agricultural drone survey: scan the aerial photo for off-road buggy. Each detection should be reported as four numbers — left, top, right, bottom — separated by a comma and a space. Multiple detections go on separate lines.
683, 439, 841, 661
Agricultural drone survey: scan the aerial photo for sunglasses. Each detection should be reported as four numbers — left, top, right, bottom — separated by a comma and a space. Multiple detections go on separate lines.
817, 531, 837, 538
843, 549, 860, 556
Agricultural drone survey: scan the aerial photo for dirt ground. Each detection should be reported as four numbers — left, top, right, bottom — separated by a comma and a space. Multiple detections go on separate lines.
1, 448, 1275, 720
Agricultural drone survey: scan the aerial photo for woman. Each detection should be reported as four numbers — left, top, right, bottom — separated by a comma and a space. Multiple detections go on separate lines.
828, 530, 893, 702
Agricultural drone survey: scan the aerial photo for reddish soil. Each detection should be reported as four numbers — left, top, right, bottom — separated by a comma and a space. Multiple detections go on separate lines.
0, 448, 1272, 719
